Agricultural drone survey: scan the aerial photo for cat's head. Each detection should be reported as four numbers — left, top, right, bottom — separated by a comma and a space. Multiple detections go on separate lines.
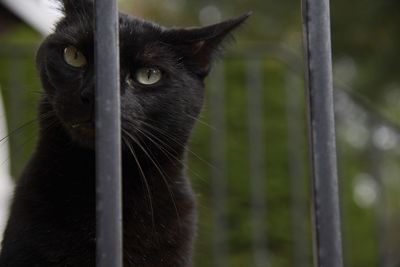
36, 0, 249, 150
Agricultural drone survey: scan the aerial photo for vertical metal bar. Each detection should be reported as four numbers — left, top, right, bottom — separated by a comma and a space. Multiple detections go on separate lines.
301, 1, 344, 267
209, 62, 228, 267
285, 72, 308, 267
369, 122, 389, 267
94, 0, 122, 266
246, 55, 269, 267
9, 57, 24, 176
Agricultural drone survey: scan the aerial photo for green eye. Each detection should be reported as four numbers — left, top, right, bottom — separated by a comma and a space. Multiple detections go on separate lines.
63, 46, 87, 68
135, 67, 162, 85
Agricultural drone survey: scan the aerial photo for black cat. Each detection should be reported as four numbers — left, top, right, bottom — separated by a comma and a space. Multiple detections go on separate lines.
0, 0, 249, 266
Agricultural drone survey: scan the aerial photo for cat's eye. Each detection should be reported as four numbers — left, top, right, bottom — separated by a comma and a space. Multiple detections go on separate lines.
135, 67, 162, 85
63, 46, 87, 68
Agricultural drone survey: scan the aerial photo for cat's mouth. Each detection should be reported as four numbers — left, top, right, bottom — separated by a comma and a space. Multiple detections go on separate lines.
71, 121, 94, 129
69, 121, 95, 136
66, 119, 95, 148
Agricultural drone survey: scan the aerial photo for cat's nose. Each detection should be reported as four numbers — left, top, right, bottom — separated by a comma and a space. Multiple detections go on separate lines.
80, 88, 94, 105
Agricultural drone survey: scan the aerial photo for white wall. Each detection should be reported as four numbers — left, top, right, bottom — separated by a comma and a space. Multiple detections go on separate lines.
1, 0, 63, 36
0, 88, 14, 243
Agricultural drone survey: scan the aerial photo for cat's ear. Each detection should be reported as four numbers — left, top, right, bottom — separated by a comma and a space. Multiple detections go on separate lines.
58, 0, 93, 16
165, 12, 251, 77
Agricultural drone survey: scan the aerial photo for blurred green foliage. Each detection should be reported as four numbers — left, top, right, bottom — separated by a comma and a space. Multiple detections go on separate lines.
0, 0, 400, 266
0, 25, 41, 176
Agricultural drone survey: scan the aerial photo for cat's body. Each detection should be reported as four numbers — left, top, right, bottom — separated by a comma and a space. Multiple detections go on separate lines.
0, 107, 195, 266
0, 1, 249, 266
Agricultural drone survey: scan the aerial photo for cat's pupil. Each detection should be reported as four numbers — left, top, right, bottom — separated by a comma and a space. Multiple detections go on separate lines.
147, 70, 152, 80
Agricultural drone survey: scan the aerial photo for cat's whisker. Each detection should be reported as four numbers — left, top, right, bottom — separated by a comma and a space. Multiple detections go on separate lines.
135, 126, 181, 162
125, 118, 188, 148
32, 90, 48, 96
127, 119, 216, 171
0, 110, 57, 155
0, 119, 38, 144
0, 115, 58, 168
0, 130, 38, 167
184, 113, 215, 130
132, 128, 182, 223
121, 134, 156, 231
123, 120, 189, 158
135, 125, 206, 182
122, 128, 181, 224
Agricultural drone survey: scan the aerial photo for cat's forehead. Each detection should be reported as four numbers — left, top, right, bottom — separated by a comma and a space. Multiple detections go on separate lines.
52, 12, 176, 67
55, 12, 163, 46
119, 14, 163, 42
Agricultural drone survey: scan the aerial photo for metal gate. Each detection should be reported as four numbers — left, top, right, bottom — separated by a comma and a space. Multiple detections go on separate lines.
94, 0, 343, 266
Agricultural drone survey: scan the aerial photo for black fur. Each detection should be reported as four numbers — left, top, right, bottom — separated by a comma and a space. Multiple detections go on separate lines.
0, 1, 249, 266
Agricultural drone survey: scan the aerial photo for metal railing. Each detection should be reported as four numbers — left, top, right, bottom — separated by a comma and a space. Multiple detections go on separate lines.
301, 0, 344, 266
94, 0, 123, 266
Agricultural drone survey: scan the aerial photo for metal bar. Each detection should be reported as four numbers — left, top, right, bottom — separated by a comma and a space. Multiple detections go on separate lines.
369, 122, 390, 267
209, 62, 228, 267
285, 72, 308, 267
9, 57, 24, 176
301, 1, 344, 267
94, 0, 122, 266
246, 55, 269, 267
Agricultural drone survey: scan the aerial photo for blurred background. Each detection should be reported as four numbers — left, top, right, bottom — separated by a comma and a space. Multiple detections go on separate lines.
0, 0, 399, 266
